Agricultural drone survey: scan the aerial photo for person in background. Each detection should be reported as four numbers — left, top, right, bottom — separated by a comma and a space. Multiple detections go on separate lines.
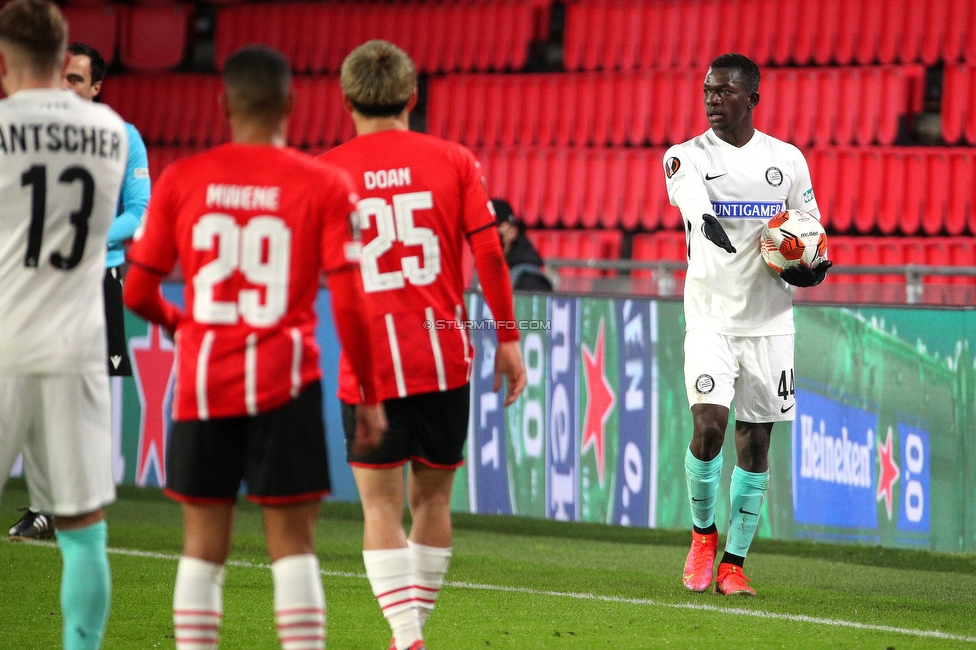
9, 41, 151, 541
492, 197, 553, 292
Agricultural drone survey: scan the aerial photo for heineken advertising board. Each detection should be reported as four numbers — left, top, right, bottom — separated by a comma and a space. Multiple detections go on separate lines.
21, 285, 974, 553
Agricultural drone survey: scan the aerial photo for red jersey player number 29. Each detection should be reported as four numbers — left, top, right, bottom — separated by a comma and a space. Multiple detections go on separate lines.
357, 190, 441, 292
192, 212, 291, 326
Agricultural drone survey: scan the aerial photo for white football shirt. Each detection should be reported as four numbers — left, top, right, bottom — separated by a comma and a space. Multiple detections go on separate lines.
0, 88, 128, 373
664, 129, 820, 336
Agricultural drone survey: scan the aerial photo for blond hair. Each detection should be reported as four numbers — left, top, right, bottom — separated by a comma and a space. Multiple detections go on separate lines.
340, 40, 416, 117
0, 0, 67, 76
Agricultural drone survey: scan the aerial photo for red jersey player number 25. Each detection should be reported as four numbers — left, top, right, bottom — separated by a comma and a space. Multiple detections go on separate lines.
357, 190, 441, 292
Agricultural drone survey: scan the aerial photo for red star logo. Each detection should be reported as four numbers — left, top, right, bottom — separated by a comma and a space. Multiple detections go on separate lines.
876, 426, 900, 520
130, 325, 175, 487
581, 319, 616, 486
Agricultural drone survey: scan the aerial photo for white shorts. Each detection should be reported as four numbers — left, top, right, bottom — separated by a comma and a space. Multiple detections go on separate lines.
0, 372, 116, 516
684, 331, 796, 423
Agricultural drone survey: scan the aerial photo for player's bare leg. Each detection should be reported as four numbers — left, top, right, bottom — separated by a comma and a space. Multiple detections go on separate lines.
55, 509, 110, 650
682, 404, 727, 592
174, 504, 234, 650
264, 501, 326, 650
408, 465, 455, 628
353, 466, 423, 649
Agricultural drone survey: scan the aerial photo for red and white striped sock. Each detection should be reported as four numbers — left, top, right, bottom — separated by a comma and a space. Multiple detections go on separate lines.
173, 556, 225, 650
363, 547, 422, 650
272, 554, 326, 650
408, 541, 452, 629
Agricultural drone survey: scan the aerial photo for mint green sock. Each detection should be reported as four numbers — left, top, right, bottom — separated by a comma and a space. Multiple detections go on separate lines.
684, 447, 723, 530
726, 466, 769, 557
57, 520, 111, 650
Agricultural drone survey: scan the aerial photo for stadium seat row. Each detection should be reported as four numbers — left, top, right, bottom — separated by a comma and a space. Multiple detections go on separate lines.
476, 146, 670, 231
213, 1, 542, 74
564, 0, 973, 71
428, 65, 924, 149
62, 3, 192, 71
941, 65, 976, 145
808, 147, 976, 237
143, 141, 976, 238
100, 74, 354, 149
476, 145, 976, 236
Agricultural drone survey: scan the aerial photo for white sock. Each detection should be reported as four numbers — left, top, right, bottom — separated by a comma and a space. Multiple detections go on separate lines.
273, 554, 326, 650
409, 541, 451, 628
173, 556, 225, 650
363, 547, 422, 649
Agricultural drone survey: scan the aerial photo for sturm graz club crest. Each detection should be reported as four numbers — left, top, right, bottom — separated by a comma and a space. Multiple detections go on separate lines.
695, 374, 715, 395
765, 167, 783, 186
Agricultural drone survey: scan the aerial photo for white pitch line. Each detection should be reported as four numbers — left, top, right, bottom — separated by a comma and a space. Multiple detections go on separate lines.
16, 541, 976, 644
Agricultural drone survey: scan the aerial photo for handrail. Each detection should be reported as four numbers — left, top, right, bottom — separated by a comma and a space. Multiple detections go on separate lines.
543, 258, 976, 304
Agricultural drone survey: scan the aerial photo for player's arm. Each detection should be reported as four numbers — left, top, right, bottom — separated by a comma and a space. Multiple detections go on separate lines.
122, 168, 182, 334
320, 177, 386, 451
780, 153, 832, 287
460, 149, 526, 406
123, 264, 182, 335
664, 149, 735, 254
107, 124, 151, 248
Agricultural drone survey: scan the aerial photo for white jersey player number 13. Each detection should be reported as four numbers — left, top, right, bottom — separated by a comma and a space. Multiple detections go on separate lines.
192, 212, 292, 327
357, 190, 441, 292
21, 163, 95, 270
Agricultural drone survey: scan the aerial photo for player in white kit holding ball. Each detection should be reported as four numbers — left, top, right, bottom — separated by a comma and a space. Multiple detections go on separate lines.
663, 53, 832, 596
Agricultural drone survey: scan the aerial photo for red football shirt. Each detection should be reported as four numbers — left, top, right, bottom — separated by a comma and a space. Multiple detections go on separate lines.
128, 144, 360, 420
319, 130, 509, 403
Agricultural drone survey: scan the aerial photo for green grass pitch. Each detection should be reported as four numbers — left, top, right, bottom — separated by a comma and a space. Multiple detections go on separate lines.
1, 479, 974, 649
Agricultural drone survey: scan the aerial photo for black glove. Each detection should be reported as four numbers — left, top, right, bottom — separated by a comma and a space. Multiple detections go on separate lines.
701, 214, 736, 253
780, 260, 833, 287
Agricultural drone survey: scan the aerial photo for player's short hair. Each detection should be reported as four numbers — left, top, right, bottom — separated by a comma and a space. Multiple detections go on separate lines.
68, 42, 107, 84
0, 0, 67, 76
222, 44, 291, 122
709, 53, 760, 93
340, 40, 416, 117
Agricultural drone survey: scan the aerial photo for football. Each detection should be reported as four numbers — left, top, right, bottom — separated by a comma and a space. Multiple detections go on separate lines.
760, 209, 828, 272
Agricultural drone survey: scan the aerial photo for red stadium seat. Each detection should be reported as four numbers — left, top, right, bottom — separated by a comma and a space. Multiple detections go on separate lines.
63, 5, 119, 65
623, 150, 651, 230
579, 149, 607, 229
812, 0, 841, 66
833, 149, 860, 233
530, 148, 572, 228
810, 149, 838, 231
853, 150, 883, 234
119, 4, 191, 71
923, 151, 951, 235
878, 150, 907, 234
877, 0, 907, 64
561, 2, 588, 71
941, 65, 970, 145
602, 151, 628, 229
948, 151, 975, 236
854, 0, 885, 65
901, 152, 927, 235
